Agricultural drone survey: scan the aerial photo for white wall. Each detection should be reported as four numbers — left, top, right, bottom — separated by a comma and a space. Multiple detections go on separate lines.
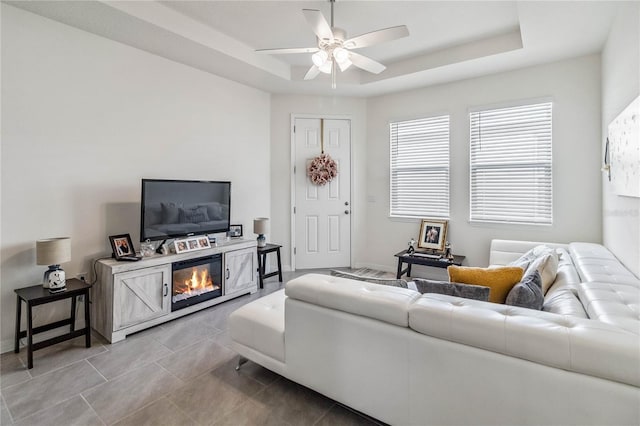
270, 95, 367, 270
365, 55, 603, 271
601, 2, 640, 277
1, 5, 271, 351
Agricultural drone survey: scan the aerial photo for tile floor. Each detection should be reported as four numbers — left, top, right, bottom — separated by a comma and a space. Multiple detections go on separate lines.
1, 270, 384, 426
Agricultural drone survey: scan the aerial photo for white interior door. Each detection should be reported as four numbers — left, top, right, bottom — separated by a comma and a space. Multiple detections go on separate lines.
293, 118, 351, 269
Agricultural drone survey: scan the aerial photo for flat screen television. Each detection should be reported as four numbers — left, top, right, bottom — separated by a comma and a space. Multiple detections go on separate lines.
140, 179, 231, 242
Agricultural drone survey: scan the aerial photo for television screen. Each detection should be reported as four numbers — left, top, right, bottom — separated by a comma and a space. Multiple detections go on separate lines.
140, 179, 231, 242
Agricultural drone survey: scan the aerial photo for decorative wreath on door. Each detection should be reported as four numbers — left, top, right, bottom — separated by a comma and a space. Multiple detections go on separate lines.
307, 119, 339, 186
308, 153, 338, 186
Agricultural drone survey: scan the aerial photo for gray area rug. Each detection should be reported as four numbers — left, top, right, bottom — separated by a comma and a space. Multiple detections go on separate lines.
350, 268, 396, 279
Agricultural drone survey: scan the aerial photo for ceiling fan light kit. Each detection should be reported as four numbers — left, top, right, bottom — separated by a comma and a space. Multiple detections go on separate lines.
312, 50, 328, 67
319, 60, 333, 74
256, 0, 409, 89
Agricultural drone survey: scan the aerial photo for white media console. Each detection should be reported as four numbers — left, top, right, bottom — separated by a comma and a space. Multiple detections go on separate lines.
92, 238, 257, 343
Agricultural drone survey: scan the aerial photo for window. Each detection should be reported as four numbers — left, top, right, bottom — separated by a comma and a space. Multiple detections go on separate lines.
390, 115, 450, 218
469, 101, 552, 225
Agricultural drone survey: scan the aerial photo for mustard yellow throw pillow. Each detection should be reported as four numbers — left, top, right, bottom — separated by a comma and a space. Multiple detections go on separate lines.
448, 266, 524, 304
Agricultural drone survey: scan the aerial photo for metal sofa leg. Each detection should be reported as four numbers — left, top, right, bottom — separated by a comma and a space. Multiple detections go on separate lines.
235, 356, 248, 371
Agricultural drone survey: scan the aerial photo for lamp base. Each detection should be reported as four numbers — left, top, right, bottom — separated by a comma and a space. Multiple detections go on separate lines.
257, 234, 266, 248
43, 265, 66, 291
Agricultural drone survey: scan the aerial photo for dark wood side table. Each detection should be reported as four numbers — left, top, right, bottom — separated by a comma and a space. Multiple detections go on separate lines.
394, 250, 465, 279
257, 243, 283, 289
14, 278, 91, 369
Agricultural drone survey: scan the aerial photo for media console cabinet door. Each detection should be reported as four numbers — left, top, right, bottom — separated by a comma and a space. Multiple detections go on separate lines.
225, 248, 256, 295
113, 265, 171, 330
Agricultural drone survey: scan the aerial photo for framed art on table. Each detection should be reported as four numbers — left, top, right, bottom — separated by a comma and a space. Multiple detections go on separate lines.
418, 219, 448, 251
174, 236, 210, 254
109, 234, 135, 260
228, 224, 243, 238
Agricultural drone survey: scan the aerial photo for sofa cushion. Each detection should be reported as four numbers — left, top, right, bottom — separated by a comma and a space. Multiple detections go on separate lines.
228, 289, 286, 362
285, 274, 420, 327
489, 239, 568, 266
569, 243, 640, 287
577, 282, 640, 335
505, 270, 544, 310
544, 248, 581, 294
409, 294, 640, 387
543, 288, 589, 318
448, 265, 523, 303
330, 270, 408, 288
412, 278, 489, 301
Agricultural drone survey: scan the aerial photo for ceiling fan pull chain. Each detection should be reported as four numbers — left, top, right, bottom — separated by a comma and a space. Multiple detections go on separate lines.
331, 61, 337, 89
321, 118, 325, 154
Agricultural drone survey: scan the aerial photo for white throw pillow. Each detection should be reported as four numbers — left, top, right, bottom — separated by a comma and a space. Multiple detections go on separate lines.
524, 247, 559, 294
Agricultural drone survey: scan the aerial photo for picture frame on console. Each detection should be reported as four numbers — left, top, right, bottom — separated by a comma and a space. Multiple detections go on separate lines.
174, 236, 210, 254
418, 219, 448, 251
109, 234, 135, 260
228, 224, 243, 238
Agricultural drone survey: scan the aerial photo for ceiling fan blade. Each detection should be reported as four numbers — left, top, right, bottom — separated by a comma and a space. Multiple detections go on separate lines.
343, 25, 409, 49
302, 9, 334, 41
349, 52, 386, 74
255, 47, 319, 55
304, 65, 321, 80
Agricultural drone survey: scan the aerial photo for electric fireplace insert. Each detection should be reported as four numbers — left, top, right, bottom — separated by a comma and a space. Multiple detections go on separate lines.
172, 255, 222, 311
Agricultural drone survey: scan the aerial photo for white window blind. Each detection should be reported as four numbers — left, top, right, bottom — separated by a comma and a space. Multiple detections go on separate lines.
390, 115, 450, 218
470, 101, 552, 225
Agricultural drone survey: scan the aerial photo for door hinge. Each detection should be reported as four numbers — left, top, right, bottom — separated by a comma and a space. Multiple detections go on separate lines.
294, 125, 296, 133
293, 206, 296, 214
294, 165, 296, 174
294, 247, 297, 255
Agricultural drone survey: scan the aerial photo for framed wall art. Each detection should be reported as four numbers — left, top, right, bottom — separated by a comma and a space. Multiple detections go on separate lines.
607, 95, 639, 197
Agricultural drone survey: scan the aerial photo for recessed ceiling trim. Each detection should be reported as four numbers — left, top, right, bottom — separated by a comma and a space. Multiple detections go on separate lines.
362, 28, 523, 84
103, 0, 291, 80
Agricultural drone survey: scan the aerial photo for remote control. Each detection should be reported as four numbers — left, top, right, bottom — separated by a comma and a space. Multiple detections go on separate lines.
119, 255, 142, 261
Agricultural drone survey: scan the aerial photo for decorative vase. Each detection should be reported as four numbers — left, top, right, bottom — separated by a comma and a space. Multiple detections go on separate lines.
257, 234, 266, 248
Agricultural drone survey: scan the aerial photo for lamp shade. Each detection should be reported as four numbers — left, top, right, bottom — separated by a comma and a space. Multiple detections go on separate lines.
253, 218, 269, 235
36, 238, 71, 265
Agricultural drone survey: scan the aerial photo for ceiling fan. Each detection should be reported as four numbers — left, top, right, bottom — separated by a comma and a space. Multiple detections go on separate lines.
256, 0, 409, 88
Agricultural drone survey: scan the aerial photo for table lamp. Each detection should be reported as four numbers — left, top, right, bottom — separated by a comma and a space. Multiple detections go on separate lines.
253, 218, 269, 248
36, 237, 71, 292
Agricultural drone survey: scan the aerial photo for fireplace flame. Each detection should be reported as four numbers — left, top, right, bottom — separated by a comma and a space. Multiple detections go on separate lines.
188, 268, 211, 291
174, 267, 217, 301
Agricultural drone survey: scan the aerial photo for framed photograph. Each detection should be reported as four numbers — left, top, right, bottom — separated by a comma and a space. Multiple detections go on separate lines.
174, 239, 190, 253
197, 237, 211, 249
228, 224, 243, 238
174, 236, 211, 254
418, 219, 448, 251
109, 234, 135, 260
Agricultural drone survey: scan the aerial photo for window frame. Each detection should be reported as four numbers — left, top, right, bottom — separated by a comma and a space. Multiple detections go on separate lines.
468, 100, 553, 226
389, 114, 451, 219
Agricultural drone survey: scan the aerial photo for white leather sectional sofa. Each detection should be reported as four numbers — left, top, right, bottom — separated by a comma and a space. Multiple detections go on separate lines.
229, 240, 640, 425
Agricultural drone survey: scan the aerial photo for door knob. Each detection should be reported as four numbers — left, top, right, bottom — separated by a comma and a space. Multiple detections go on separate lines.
345, 201, 350, 206
345, 210, 350, 215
